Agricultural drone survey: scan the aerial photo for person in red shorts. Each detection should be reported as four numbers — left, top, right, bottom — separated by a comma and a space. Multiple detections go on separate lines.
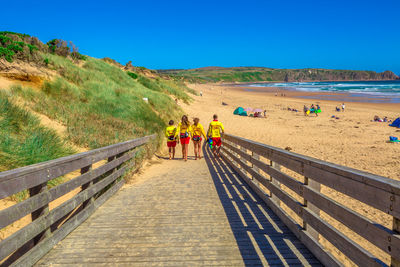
176, 115, 191, 161
207, 114, 225, 158
165, 120, 177, 160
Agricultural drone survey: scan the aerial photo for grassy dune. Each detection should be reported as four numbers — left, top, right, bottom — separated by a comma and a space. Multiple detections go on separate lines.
10, 54, 191, 150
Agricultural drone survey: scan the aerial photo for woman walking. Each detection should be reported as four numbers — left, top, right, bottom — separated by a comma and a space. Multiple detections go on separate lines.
191, 118, 207, 160
176, 115, 191, 161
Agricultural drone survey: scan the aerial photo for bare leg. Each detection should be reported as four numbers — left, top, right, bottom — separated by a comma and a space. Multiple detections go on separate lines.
169, 147, 172, 160
181, 143, 185, 160
193, 141, 198, 160
216, 146, 221, 157
172, 147, 175, 159
184, 144, 189, 161
198, 141, 202, 159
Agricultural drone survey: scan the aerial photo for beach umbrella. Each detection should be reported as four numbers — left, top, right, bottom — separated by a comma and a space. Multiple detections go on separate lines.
244, 107, 253, 112
253, 109, 263, 112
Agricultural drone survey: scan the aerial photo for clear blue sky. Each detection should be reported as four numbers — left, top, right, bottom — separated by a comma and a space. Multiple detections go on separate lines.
2, 0, 399, 73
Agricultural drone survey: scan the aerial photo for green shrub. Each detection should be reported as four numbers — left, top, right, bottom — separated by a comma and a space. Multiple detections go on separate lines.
127, 71, 138, 79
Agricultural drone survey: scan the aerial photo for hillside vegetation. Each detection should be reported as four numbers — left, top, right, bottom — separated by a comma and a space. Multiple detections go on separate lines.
159, 66, 399, 83
0, 32, 194, 177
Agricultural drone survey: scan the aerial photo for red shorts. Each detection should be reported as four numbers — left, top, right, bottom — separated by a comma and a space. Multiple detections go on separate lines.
180, 137, 190, 145
167, 141, 176, 148
212, 137, 222, 147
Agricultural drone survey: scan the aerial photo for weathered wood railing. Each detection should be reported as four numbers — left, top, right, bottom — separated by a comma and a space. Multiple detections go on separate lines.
0, 134, 155, 267
221, 134, 400, 267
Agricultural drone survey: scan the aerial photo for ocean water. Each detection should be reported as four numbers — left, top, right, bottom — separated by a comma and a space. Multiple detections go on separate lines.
249, 80, 400, 103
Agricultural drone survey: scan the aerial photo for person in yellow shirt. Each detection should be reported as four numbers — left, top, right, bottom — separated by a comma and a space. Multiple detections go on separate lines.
207, 114, 225, 158
165, 120, 177, 160
191, 118, 207, 160
176, 115, 191, 161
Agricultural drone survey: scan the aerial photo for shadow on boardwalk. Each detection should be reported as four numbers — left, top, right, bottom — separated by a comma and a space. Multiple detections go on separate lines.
203, 146, 321, 266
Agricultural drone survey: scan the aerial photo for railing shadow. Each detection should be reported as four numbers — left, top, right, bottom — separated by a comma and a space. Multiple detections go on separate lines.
203, 145, 321, 266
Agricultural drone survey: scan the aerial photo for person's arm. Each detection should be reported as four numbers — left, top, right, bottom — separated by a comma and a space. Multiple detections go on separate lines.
207, 123, 212, 137
176, 124, 180, 143
200, 124, 207, 138
220, 123, 225, 135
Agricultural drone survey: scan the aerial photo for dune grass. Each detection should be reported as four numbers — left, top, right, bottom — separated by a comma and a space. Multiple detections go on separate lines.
12, 54, 189, 149
0, 91, 75, 200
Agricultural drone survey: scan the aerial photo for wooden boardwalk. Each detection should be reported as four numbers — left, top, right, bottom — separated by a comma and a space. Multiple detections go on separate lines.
36, 148, 321, 266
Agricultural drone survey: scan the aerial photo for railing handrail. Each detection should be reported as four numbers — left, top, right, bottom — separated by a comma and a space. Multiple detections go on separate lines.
223, 133, 400, 195
0, 134, 156, 267
221, 133, 400, 267
0, 134, 156, 199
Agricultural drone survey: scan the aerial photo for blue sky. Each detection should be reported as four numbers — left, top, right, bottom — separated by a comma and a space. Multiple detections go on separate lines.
2, 0, 399, 73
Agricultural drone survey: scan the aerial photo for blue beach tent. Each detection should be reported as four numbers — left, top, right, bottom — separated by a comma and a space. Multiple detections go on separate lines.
233, 107, 247, 116
390, 117, 400, 128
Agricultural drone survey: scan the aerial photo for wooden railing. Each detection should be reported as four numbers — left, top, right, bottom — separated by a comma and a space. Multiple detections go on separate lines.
0, 134, 155, 267
221, 134, 400, 267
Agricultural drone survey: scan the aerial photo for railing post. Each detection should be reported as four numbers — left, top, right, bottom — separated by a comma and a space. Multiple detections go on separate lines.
270, 160, 281, 205
252, 152, 260, 185
29, 182, 51, 244
81, 164, 93, 208
304, 176, 321, 241
392, 216, 400, 266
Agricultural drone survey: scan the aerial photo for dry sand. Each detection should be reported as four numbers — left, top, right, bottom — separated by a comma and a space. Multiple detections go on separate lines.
182, 83, 400, 266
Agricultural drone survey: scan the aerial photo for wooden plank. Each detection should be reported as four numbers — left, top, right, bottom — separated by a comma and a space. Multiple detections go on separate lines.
224, 134, 400, 196
220, 150, 341, 267
81, 165, 93, 208
392, 216, 400, 266
302, 208, 383, 267
248, 154, 303, 196
10, 179, 125, 267
303, 164, 397, 217
0, 151, 135, 229
304, 177, 320, 241
0, 167, 125, 262
28, 183, 51, 245
0, 135, 154, 199
303, 186, 400, 260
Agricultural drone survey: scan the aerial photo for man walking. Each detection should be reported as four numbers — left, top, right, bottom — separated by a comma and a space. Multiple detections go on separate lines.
208, 114, 225, 158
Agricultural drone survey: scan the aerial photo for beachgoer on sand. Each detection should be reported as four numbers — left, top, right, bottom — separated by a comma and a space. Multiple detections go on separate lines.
191, 118, 207, 160
200, 91, 203, 97
304, 105, 309, 116
342, 103, 345, 112
165, 120, 177, 160
263, 110, 267, 117
176, 115, 191, 162
207, 114, 225, 158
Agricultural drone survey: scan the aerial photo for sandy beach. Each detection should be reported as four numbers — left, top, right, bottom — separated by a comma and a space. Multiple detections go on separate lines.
182, 83, 400, 266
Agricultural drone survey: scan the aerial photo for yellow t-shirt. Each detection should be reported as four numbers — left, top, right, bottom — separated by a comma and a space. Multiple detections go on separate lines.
165, 126, 177, 142
176, 122, 191, 137
208, 120, 224, 138
191, 123, 206, 137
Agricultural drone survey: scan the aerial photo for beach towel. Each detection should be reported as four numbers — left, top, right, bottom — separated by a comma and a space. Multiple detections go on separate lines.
389, 136, 399, 143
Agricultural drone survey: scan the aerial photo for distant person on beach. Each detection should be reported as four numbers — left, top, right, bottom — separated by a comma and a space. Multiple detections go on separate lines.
264, 110, 267, 117
207, 114, 225, 158
303, 105, 309, 116
342, 103, 345, 112
200, 91, 203, 97
176, 115, 191, 161
165, 120, 177, 160
191, 118, 207, 160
